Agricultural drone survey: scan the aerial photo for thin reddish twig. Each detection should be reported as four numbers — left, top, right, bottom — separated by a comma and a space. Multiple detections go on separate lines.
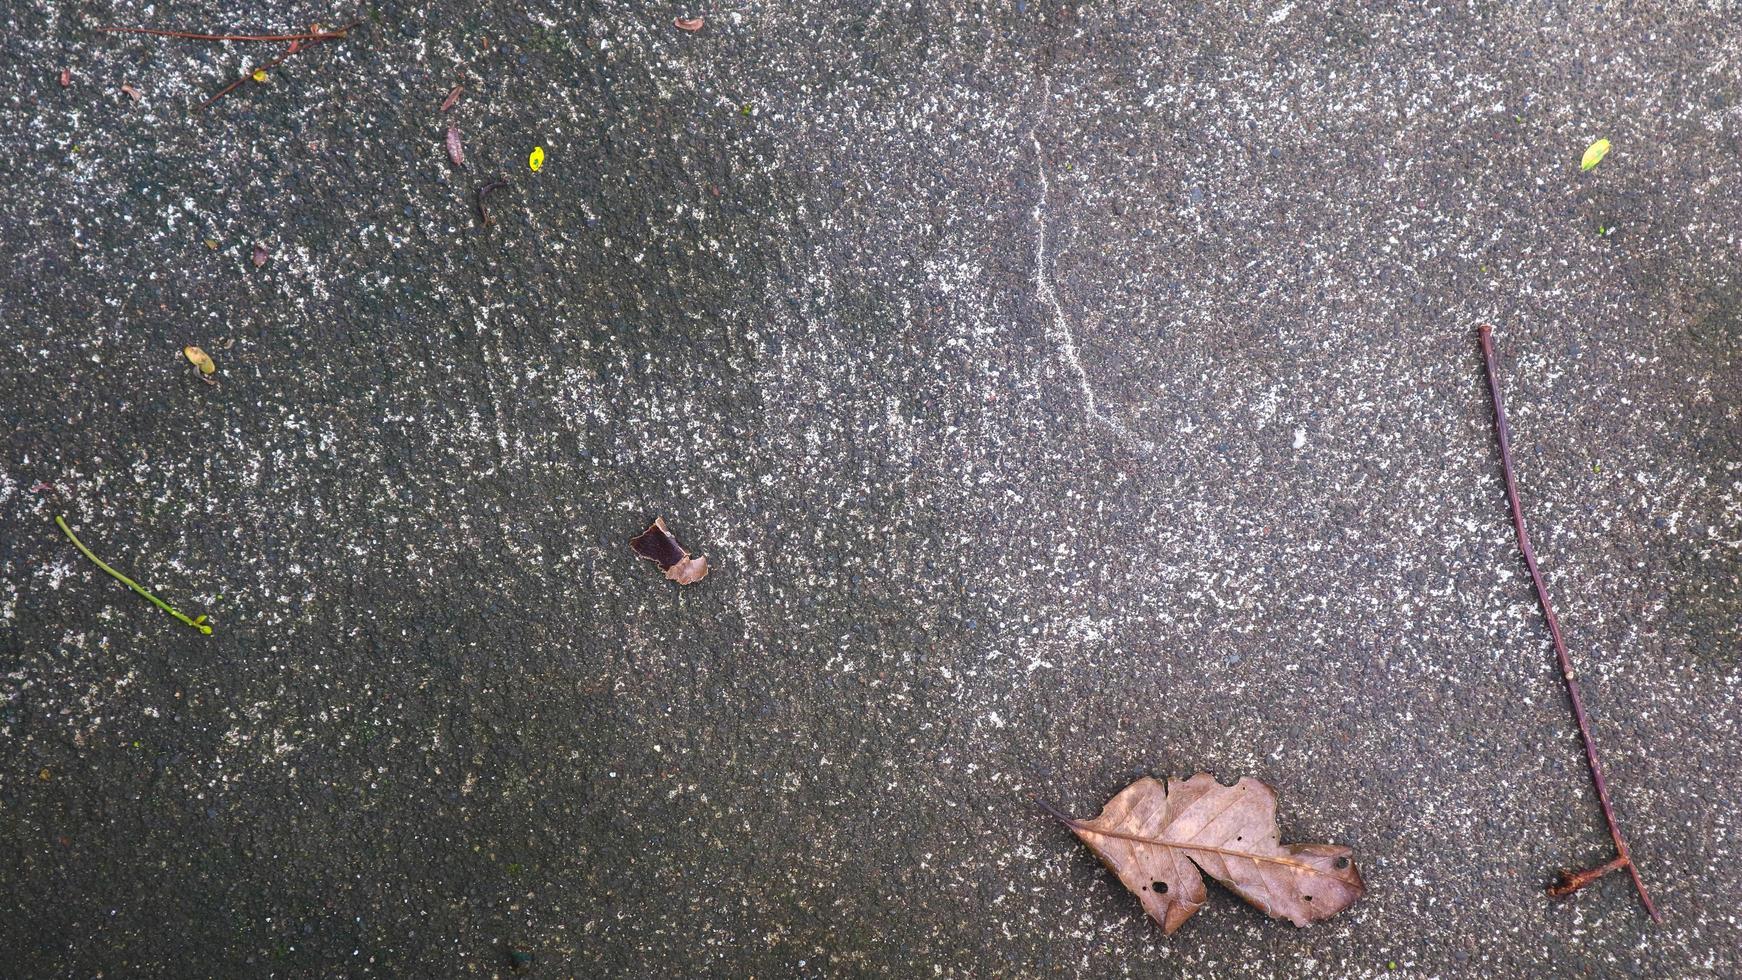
1476, 323, 1660, 923
195, 23, 360, 111
98, 25, 354, 43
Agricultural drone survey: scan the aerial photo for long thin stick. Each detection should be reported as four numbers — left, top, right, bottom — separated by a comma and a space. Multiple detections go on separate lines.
55, 516, 212, 635
98, 26, 354, 43
1476, 324, 1658, 922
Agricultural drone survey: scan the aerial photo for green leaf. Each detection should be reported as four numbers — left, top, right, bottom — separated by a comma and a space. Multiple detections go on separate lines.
1581, 138, 1610, 171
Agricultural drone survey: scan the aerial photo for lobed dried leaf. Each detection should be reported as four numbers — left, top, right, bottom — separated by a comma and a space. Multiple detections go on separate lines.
1045, 774, 1364, 935
630, 517, 709, 585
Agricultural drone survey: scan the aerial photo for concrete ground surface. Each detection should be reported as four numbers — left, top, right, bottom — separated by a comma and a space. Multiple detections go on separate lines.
3, 1, 1740, 977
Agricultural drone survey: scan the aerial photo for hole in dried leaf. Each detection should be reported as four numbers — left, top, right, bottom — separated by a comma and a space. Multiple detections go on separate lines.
1335, 856, 1349, 869
1303, 895, 1312, 902
1153, 881, 1167, 894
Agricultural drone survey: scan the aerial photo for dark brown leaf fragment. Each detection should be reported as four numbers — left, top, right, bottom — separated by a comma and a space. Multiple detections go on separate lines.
1043, 774, 1364, 935
251, 244, 269, 268
674, 16, 705, 31
60, 69, 72, 87
446, 126, 465, 167
120, 82, 141, 101
630, 517, 709, 585
441, 84, 464, 112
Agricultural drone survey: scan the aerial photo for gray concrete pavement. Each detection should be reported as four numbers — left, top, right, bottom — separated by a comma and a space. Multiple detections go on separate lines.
3, 2, 1740, 976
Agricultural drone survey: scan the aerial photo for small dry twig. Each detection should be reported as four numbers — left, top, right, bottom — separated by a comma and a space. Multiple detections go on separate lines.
100, 20, 361, 111
475, 179, 509, 226
1476, 323, 1659, 923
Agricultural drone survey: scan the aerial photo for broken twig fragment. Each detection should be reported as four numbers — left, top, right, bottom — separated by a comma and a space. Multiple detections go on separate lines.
55, 516, 212, 634
630, 517, 709, 585
1041, 774, 1364, 935
102, 20, 360, 111
475, 179, 508, 226
1476, 324, 1659, 922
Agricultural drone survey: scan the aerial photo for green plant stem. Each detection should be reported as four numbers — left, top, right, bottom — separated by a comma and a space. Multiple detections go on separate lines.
55, 515, 211, 634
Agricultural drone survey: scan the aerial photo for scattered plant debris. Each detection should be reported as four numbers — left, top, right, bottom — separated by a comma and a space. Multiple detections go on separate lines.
251, 243, 269, 268
446, 126, 466, 167
1040, 774, 1364, 935
30, 481, 57, 494
119, 82, 142, 101
99, 21, 360, 111
630, 517, 709, 585
528, 146, 545, 172
55, 515, 212, 634
1581, 138, 1611, 171
1475, 324, 1659, 921
674, 16, 705, 32
60, 69, 72, 87
441, 84, 464, 112
475, 179, 509, 226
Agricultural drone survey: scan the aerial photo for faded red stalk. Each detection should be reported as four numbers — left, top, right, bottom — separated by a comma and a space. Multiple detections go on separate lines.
98, 26, 354, 43
1476, 324, 1660, 923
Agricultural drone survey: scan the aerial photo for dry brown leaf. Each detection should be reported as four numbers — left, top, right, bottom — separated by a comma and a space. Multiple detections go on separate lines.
674, 16, 705, 31
119, 82, 141, 101
251, 244, 269, 268
60, 69, 72, 88
441, 84, 465, 113
630, 517, 709, 585
1044, 774, 1364, 935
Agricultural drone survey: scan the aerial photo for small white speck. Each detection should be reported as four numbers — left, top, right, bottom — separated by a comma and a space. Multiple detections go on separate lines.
1269, 4, 1295, 24
1293, 427, 1308, 449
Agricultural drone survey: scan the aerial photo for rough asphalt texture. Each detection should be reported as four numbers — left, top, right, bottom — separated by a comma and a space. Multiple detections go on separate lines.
3, 2, 1740, 977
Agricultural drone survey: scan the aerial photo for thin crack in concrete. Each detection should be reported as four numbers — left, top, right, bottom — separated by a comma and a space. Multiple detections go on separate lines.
1029, 81, 1159, 454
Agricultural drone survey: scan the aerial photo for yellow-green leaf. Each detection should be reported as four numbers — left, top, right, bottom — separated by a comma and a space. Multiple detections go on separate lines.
184, 345, 216, 374
252, 68, 268, 83
529, 146, 545, 172
1581, 138, 1610, 171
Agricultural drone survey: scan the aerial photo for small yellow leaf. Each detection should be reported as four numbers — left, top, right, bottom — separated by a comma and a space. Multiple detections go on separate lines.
1581, 138, 1610, 171
184, 345, 216, 375
529, 146, 545, 172
252, 68, 268, 83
